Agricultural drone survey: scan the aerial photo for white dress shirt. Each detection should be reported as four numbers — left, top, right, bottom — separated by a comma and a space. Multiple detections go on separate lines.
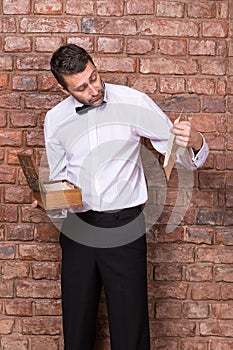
44, 83, 209, 216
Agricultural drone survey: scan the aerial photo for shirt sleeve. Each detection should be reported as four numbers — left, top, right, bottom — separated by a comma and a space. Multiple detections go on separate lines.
44, 111, 68, 218
138, 93, 209, 170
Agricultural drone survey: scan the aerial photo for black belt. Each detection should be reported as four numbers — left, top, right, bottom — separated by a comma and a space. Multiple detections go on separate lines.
74, 205, 143, 228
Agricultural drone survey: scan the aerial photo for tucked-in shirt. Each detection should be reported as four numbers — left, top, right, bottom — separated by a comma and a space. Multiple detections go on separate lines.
44, 83, 209, 216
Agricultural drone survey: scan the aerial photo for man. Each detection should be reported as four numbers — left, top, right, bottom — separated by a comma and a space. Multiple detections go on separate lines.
33, 44, 209, 350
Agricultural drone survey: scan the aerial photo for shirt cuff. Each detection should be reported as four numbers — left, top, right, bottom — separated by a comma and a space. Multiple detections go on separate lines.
190, 133, 209, 168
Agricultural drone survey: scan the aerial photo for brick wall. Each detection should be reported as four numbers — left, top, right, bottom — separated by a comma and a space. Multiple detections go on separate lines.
0, 0, 232, 349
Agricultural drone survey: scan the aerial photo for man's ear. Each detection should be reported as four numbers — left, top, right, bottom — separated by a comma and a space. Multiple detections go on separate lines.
58, 84, 70, 96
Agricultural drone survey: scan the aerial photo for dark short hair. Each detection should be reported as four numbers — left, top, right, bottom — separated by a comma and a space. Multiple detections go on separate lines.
50, 44, 95, 89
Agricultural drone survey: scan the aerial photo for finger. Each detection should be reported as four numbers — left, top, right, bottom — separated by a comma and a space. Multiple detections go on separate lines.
31, 200, 38, 208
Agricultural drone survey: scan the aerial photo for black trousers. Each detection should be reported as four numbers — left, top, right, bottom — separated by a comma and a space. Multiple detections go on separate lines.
60, 207, 150, 350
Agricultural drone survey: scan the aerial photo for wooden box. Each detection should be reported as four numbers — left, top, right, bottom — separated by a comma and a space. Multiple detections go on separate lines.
18, 154, 82, 210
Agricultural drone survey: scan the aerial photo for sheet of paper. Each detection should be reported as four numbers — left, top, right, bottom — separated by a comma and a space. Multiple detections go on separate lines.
163, 113, 183, 181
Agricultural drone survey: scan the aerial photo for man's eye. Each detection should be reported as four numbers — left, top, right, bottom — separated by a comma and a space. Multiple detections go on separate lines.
90, 75, 97, 83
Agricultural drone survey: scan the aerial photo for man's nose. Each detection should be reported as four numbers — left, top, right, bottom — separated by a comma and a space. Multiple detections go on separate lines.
88, 84, 98, 95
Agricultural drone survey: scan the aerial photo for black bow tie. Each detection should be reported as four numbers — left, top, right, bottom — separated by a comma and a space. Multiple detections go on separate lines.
75, 101, 106, 115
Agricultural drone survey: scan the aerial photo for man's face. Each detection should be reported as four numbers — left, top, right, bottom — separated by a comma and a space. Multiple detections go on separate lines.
62, 61, 104, 106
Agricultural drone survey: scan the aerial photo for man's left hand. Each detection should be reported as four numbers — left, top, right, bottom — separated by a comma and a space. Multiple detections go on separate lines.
171, 121, 203, 152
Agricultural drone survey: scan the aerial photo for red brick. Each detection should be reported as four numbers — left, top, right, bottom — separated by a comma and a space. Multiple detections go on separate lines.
156, 1, 184, 18
189, 39, 216, 55
97, 1, 124, 16
4, 36, 31, 51
186, 264, 213, 281
1, 337, 28, 350
16, 280, 61, 298
140, 58, 198, 75
24, 93, 64, 109
149, 281, 188, 299
25, 130, 45, 147
151, 320, 195, 337
190, 114, 217, 133
160, 77, 185, 94
34, 0, 63, 14
4, 185, 31, 204
180, 338, 209, 350
0, 111, 7, 128
202, 21, 228, 37
31, 336, 59, 350
0, 319, 15, 334
32, 262, 60, 280
159, 38, 187, 56
102, 73, 128, 86
154, 264, 182, 281
128, 75, 157, 94
224, 210, 233, 225
221, 283, 233, 300
192, 282, 220, 300
217, 79, 226, 95
0, 244, 16, 259
66, 0, 94, 15
9, 112, 38, 127
35, 223, 59, 243
187, 3, 216, 18
97, 37, 124, 54
0, 130, 23, 147
19, 243, 61, 261
5, 300, 32, 316
183, 302, 209, 319
2, 261, 30, 279
20, 17, 79, 33
12, 75, 37, 91
197, 209, 224, 225
138, 19, 199, 37
200, 58, 226, 75
212, 303, 233, 319
21, 205, 51, 223
200, 320, 233, 336
155, 301, 182, 319
82, 18, 137, 35
203, 97, 226, 113
191, 189, 214, 207
185, 227, 214, 245
34, 300, 62, 316
127, 38, 154, 55
0, 205, 18, 223
0, 93, 21, 109
38, 75, 59, 91
67, 36, 94, 52
187, 78, 215, 95
3, 0, 30, 14
199, 172, 225, 189
21, 316, 62, 335
154, 339, 178, 350
0, 74, 9, 90
0, 168, 16, 184
217, 39, 228, 56
0, 56, 13, 70
210, 340, 233, 350
94, 57, 136, 73
2, 17, 16, 32
215, 228, 233, 245
16, 56, 50, 70
215, 266, 233, 282
216, 154, 226, 170
148, 243, 194, 263
197, 246, 233, 264
217, 3, 228, 19
126, 0, 154, 15
6, 223, 34, 241
35, 36, 64, 52
0, 281, 14, 297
